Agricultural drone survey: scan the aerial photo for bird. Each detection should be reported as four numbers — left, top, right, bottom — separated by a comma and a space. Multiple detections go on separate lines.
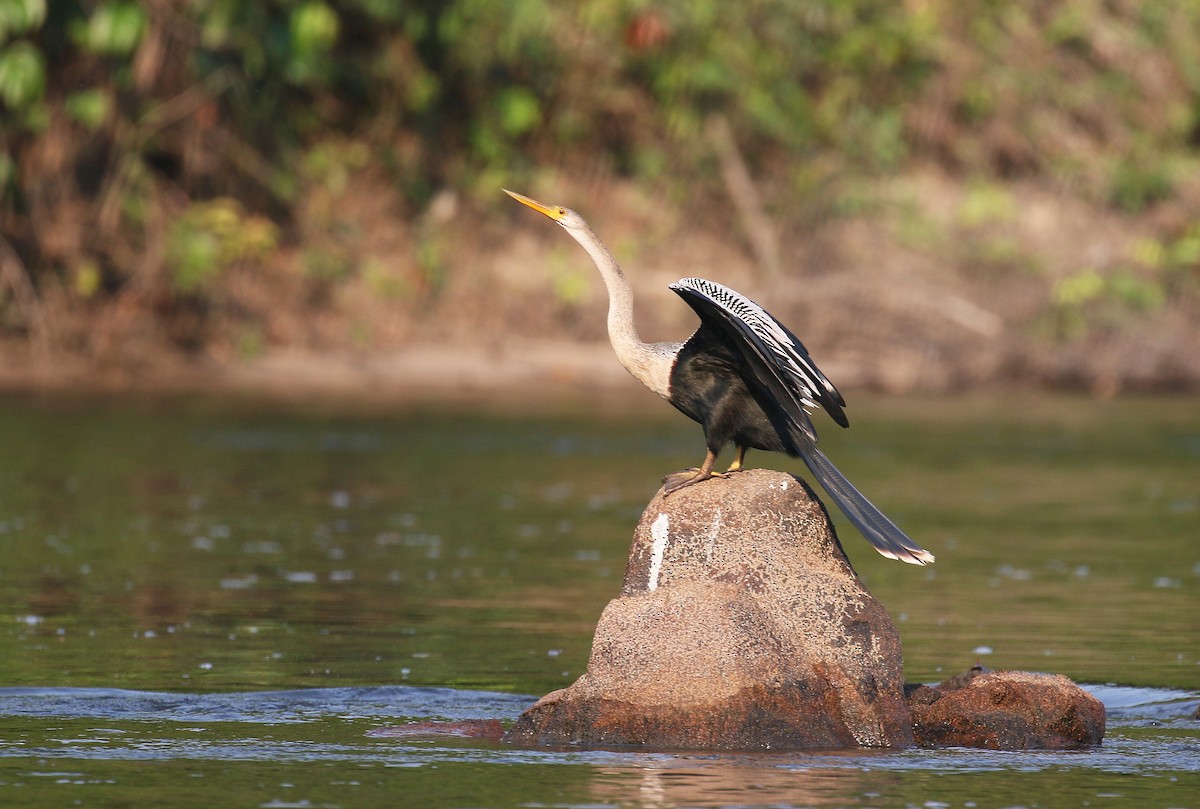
505, 189, 934, 566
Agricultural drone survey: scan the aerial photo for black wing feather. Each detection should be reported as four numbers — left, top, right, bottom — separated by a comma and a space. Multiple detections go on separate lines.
669, 278, 845, 446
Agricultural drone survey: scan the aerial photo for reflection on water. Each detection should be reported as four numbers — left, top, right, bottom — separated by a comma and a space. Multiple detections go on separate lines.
0, 392, 1197, 807
593, 760, 904, 808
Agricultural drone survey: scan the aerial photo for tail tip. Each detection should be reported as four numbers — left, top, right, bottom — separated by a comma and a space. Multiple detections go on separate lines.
879, 547, 936, 566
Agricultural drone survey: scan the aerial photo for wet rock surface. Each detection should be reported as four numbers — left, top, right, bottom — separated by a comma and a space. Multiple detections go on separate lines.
907, 668, 1106, 749
505, 469, 915, 750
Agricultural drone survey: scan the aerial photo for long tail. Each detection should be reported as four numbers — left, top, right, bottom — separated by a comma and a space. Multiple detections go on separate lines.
798, 445, 934, 566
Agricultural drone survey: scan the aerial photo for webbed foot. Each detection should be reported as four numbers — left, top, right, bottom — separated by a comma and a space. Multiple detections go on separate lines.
662, 467, 727, 494
661, 449, 723, 495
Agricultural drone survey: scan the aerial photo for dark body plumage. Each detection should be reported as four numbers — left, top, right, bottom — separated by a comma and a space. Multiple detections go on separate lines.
669, 326, 795, 457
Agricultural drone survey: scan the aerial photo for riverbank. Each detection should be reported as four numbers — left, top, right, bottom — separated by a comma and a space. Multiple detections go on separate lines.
5, 169, 1198, 404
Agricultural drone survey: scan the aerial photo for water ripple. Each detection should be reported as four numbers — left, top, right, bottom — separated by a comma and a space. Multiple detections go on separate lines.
0, 684, 1195, 776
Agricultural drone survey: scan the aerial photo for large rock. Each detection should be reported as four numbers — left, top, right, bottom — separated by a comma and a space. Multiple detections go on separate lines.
505, 469, 915, 750
907, 669, 1105, 749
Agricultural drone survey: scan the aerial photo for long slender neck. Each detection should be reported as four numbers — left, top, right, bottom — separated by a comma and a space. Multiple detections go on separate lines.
567, 223, 674, 398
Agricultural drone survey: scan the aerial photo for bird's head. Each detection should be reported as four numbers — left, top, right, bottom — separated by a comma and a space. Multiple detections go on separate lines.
503, 189, 588, 233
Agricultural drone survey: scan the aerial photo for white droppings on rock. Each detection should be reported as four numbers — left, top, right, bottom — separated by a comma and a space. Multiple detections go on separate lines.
648, 513, 670, 591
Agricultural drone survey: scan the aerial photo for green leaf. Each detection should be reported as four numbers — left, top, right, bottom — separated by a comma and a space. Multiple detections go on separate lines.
290, 1, 339, 56
65, 88, 110, 129
74, 260, 102, 299
496, 86, 540, 136
1053, 270, 1105, 307
1168, 229, 1200, 269
0, 40, 44, 109
1108, 270, 1165, 311
0, 0, 47, 42
83, 1, 147, 56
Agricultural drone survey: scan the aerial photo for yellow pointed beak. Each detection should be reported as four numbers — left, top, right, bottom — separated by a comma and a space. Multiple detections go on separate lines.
503, 189, 565, 221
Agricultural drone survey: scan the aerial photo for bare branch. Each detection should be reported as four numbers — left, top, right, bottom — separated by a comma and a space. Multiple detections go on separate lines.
707, 114, 781, 279
0, 235, 53, 362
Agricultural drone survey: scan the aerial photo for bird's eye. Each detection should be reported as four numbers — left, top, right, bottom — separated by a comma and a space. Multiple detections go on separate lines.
557, 208, 566, 216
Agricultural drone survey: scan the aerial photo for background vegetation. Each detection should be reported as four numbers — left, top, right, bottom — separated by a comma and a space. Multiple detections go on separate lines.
1, 0, 1198, 394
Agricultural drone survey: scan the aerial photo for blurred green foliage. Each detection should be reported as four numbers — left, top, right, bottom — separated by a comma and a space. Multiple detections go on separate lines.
71, 0, 147, 55
1048, 221, 1200, 339
0, 0, 44, 120
167, 198, 278, 294
0, 38, 42, 110
0, 0, 1197, 351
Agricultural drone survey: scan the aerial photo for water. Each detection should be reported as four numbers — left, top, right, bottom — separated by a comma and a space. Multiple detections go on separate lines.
0, 392, 1197, 807
0, 683, 1194, 807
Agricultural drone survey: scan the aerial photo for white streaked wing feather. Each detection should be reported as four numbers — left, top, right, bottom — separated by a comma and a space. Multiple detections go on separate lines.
671, 277, 830, 407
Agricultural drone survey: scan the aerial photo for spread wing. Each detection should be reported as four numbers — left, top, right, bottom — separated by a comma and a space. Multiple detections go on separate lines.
669, 277, 933, 566
669, 277, 847, 445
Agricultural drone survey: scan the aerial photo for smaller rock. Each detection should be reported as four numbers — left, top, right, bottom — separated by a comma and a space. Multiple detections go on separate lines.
934, 662, 992, 691
908, 670, 1105, 750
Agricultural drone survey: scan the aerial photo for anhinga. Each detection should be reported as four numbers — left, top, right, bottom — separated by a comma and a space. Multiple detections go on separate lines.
505, 189, 934, 566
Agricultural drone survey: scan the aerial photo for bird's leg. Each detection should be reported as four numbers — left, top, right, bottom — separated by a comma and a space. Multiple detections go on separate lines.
725, 445, 747, 474
662, 449, 724, 495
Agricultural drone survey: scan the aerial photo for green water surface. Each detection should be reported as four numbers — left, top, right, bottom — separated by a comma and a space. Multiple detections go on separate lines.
0, 391, 1196, 807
